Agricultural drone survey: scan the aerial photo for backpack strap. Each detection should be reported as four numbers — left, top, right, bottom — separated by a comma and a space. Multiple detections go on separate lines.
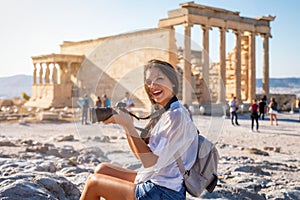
175, 152, 190, 176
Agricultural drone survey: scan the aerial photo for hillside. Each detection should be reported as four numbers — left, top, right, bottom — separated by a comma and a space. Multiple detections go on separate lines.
256, 78, 300, 88
0, 75, 299, 99
0, 75, 32, 99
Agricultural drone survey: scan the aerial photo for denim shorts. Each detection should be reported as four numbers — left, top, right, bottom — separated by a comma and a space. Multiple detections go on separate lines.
135, 181, 186, 200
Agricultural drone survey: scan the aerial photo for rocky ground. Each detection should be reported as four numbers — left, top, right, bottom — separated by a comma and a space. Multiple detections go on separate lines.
0, 112, 299, 199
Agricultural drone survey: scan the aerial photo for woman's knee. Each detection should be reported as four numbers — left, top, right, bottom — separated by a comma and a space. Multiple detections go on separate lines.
94, 162, 112, 174
86, 174, 101, 188
94, 162, 114, 174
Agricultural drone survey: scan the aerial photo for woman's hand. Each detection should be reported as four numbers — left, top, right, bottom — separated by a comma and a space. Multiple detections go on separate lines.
103, 108, 134, 129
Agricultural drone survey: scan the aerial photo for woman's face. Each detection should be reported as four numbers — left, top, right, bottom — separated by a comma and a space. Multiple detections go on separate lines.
145, 67, 174, 106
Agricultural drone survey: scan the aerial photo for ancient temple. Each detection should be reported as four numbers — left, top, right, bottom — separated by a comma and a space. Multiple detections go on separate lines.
25, 2, 275, 112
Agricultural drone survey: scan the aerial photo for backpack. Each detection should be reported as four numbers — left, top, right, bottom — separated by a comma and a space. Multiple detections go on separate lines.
176, 134, 220, 197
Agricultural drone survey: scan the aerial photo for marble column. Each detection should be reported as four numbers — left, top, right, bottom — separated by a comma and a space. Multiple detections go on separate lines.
67, 62, 72, 83
217, 27, 226, 104
39, 64, 43, 84
248, 32, 256, 102
182, 23, 192, 105
201, 25, 211, 104
59, 63, 66, 84
234, 30, 242, 101
45, 63, 50, 83
52, 64, 57, 84
241, 35, 249, 101
33, 63, 37, 84
262, 34, 270, 96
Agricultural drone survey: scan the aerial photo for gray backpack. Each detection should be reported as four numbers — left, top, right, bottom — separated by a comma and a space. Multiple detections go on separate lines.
176, 134, 220, 197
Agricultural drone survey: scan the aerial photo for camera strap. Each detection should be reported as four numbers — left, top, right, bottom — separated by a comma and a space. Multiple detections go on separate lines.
126, 95, 178, 141
127, 95, 178, 121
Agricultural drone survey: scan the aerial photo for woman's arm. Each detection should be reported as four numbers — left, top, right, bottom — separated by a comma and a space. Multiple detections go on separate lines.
124, 125, 158, 168
269, 102, 273, 108
104, 111, 158, 168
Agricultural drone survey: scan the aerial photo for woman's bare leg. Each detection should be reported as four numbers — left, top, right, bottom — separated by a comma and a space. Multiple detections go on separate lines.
274, 114, 279, 125
94, 162, 137, 182
270, 113, 273, 125
80, 174, 135, 200
80, 162, 137, 200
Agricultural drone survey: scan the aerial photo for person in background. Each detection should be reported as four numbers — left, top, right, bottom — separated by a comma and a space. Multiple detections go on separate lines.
102, 94, 111, 107
269, 97, 279, 126
95, 96, 102, 108
122, 92, 135, 111
80, 59, 198, 200
81, 94, 90, 125
249, 99, 259, 132
229, 96, 239, 126
298, 98, 300, 122
258, 97, 267, 120
263, 95, 269, 114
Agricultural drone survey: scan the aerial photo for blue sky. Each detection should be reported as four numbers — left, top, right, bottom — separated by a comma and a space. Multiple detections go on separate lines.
0, 0, 299, 78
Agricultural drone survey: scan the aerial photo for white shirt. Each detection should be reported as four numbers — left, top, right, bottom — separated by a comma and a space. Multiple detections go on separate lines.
229, 99, 237, 112
135, 101, 198, 192
122, 97, 134, 111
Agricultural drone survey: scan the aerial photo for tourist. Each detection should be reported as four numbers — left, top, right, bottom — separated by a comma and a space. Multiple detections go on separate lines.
269, 97, 279, 125
229, 96, 239, 126
102, 94, 111, 107
81, 94, 90, 125
298, 98, 300, 122
121, 92, 135, 111
95, 96, 102, 108
80, 59, 198, 200
263, 95, 269, 114
249, 99, 259, 132
258, 97, 267, 120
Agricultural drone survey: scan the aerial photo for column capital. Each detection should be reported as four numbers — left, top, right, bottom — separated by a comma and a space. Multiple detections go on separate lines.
260, 33, 272, 39
219, 27, 228, 32
183, 23, 193, 28
233, 29, 244, 35
201, 24, 212, 31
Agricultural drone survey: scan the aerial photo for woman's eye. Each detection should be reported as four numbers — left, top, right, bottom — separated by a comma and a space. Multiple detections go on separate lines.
145, 79, 152, 85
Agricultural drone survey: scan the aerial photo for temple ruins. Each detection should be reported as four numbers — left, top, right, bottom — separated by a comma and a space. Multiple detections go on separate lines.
25, 2, 275, 113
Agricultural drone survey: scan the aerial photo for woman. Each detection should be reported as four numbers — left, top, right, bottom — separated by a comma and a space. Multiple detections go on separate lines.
80, 59, 198, 200
249, 99, 259, 132
269, 97, 279, 126
95, 96, 102, 107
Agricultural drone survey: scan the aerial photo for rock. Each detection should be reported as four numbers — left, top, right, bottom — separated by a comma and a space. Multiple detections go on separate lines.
93, 136, 110, 142
266, 189, 300, 199
55, 135, 75, 142
58, 146, 79, 158
0, 172, 81, 200
38, 112, 59, 121
244, 147, 269, 156
0, 140, 17, 147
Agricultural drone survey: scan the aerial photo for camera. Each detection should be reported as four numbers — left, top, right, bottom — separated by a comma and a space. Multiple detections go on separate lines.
90, 102, 127, 123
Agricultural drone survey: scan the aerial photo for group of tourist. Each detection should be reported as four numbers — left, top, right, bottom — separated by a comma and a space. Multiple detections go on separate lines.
229, 95, 279, 132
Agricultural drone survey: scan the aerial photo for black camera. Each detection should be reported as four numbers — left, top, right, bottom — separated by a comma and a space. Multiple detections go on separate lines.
91, 102, 127, 123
